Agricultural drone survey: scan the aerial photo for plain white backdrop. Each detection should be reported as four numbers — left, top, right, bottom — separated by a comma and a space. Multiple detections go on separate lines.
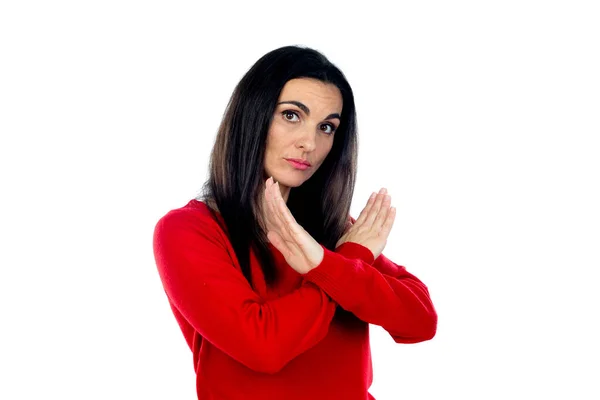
1, 1, 599, 399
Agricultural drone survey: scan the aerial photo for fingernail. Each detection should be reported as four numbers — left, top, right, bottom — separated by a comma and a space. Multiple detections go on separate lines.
370, 193, 376, 200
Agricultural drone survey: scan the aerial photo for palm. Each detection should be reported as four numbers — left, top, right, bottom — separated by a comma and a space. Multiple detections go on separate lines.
335, 189, 396, 260
263, 178, 324, 274
268, 225, 321, 274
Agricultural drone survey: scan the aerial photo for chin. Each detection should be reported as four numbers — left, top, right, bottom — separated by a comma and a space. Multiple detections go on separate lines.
274, 170, 312, 187
278, 174, 305, 186
265, 164, 314, 186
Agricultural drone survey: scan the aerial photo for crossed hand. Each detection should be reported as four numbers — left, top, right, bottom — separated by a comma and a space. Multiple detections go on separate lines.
262, 177, 396, 274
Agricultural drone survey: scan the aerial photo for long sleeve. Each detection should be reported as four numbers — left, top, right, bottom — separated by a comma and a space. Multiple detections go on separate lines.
303, 241, 437, 344
152, 210, 337, 374
341, 216, 407, 276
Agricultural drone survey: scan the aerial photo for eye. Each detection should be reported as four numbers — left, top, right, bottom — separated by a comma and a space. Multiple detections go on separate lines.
282, 110, 300, 122
320, 123, 337, 135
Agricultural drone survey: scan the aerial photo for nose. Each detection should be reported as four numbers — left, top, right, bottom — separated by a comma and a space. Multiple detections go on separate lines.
296, 126, 317, 152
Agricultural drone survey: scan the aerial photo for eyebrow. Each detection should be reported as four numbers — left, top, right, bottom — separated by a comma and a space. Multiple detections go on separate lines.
277, 101, 341, 121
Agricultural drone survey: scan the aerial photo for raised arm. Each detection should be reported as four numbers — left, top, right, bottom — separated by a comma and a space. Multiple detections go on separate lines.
152, 210, 337, 374
304, 241, 437, 343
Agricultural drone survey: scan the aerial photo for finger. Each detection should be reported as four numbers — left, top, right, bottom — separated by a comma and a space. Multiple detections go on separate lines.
267, 179, 280, 218
345, 219, 353, 230
355, 192, 377, 226
276, 197, 299, 240
271, 183, 309, 250
365, 188, 387, 226
267, 181, 289, 234
263, 178, 273, 218
374, 194, 392, 229
265, 179, 280, 229
380, 206, 396, 237
263, 177, 273, 205
272, 182, 300, 234
261, 194, 271, 232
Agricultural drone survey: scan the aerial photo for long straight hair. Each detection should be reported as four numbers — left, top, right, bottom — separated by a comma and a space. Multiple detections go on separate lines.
197, 45, 358, 288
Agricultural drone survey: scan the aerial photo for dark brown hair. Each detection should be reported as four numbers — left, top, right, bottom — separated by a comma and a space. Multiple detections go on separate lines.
196, 45, 358, 288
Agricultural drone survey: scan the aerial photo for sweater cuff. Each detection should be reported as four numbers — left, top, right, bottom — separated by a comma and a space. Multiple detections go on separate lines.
334, 242, 375, 265
303, 244, 369, 310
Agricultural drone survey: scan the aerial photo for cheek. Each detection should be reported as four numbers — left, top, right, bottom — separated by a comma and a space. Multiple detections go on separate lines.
269, 118, 292, 136
267, 121, 292, 148
317, 142, 334, 164
320, 141, 334, 157
264, 125, 285, 160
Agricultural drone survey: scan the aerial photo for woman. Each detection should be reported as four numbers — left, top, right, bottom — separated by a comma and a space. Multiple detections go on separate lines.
152, 45, 437, 400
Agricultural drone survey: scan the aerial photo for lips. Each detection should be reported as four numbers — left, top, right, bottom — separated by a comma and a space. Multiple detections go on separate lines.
286, 159, 310, 170
285, 158, 311, 167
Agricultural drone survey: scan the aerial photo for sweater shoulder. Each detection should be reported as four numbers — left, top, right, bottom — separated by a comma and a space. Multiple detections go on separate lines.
153, 199, 228, 246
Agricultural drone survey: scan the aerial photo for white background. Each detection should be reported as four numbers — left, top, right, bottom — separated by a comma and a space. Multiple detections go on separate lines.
1, 1, 599, 399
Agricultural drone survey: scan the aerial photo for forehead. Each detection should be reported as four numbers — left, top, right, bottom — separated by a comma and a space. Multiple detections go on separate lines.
279, 78, 343, 111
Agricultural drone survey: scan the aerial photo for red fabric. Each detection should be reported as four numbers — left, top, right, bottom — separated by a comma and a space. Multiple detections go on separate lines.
152, 199, 437, 399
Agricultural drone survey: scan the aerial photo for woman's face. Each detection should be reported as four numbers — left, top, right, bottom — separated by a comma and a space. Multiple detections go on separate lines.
264, 78, 343, 202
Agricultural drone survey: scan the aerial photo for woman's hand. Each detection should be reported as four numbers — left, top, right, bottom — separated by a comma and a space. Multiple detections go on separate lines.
262, 177, 324, 274
335, 188, 396, 260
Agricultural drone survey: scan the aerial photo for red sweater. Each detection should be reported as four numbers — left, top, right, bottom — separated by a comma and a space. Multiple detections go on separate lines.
152, 199, 437, 399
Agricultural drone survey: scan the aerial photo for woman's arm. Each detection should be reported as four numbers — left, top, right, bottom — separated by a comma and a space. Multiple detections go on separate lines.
153, 210, 337, 374
339, 215, 405, 277
304, 241, 437, 343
